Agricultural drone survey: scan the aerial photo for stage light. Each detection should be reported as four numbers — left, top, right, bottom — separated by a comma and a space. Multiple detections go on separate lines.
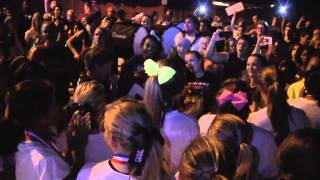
270, 4, 275, 8
279, 5, 287, 14
199, 5, 206, 13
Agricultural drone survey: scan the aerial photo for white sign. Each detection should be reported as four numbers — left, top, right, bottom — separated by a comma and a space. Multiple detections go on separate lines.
225, 2, 245, 16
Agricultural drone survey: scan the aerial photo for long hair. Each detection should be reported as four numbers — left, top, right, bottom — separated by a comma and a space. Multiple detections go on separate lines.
30, 12, 42, 32
278, 128, 320, 180
180, 135, 244, 180
73, 80, 107, 130
208, 114, 258, 180
143, 58, 186, 128
102, 98, 171, 180
258, 66, 290, 145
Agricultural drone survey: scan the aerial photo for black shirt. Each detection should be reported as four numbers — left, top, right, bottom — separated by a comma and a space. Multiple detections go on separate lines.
118, 55, 148, 97
223, 53, 247, 80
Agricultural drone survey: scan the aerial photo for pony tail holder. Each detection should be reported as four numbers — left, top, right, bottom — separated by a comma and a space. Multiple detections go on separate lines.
144, 59, 176, 85
216, 90, 248, 111
128, 126, 164, 174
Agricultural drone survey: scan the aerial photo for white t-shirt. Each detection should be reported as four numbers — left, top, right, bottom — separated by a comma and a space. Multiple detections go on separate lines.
248, 107, 310, 133
198, 113, 278, 178
250, 125, 278, 178
77, 160, 137, 180
85, 133, 113, 163
288, 97, 320, 128
54, 131, 113, 163
163, 110, 200, 173
15, 141, 70, 180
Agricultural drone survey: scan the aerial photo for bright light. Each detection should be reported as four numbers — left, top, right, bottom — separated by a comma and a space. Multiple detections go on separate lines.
199, 5, 206, 13
279, 6, 287, 14
212, 1, 230, 7
270, 4, 275, 8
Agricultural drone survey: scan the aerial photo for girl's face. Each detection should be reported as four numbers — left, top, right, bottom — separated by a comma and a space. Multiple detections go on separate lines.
237, 27, 245, 36
236, 39, 249, 56
247, 56, 262, 79
200, 37, 210, 51
199, 22, 208, 33
301, 49, 309, 64
291, 45, 300, 60
142, 38, 157, 58
184, 53, 202, 74
184, 18, 196, 33
54, 6, 62, 18
177, 44, 188, 59
93, 28, 105, 47
229, 39, 236, 53
256, 24, 265, 36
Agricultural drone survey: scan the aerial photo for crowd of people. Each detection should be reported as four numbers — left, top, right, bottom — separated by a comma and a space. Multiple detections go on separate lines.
0, 0, 320, 179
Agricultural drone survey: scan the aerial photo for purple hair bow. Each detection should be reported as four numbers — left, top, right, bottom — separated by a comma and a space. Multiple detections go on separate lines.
216, 90, 248, 111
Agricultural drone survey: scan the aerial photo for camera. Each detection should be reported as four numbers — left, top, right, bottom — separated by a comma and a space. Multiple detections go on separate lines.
67, 103, 91, 116
219, 31, 233, 38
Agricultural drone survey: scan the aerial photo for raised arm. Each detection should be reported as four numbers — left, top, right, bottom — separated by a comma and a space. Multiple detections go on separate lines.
205, 30, 229, 63
66, 30, 84, 60
44, 0, 50, 13
252, 36, 265, 55
281, 15, 286, 35
230, 12, 237, 30
296, 16, 305, 30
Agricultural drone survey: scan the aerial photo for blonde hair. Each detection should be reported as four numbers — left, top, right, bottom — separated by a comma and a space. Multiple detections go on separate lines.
143, 76, 164, 128
208, 114, 259, 180
180, 136, 237, 180
103, 98, 171, 180
73, 80, 106, 127
31, 12, 42, 31
143, 58, 186, 128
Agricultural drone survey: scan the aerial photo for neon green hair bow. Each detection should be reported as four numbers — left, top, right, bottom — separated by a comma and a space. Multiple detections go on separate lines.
144, 59, 176, 85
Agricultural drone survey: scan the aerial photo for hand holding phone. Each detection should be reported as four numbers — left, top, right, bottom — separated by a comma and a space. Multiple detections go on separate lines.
259, 36, 273, 46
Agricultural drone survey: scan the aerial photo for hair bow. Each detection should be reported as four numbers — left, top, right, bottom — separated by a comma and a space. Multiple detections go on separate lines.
144, 59, 176, 85
216, 90, 248, 111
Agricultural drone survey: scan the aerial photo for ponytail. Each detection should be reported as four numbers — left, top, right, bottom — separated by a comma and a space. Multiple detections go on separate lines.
127, 126, 170, 180
143, 77, 165, 129
207, 114, 258, 180
259, 66, 290, 145
267, 82, 290, 145
234, 143, 259, 180
103, 99, 171, 180
139, 139, 171, 180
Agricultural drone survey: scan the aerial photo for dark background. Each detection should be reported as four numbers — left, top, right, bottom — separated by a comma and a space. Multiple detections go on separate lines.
1, 0, 319, 26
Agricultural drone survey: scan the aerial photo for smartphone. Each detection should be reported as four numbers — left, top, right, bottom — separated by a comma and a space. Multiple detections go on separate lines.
260, 36, 273, 46
219, 31, 233, 38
